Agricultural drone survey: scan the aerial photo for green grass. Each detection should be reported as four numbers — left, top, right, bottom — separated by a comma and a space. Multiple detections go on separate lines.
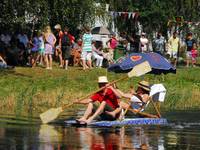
0, 66, 200, 118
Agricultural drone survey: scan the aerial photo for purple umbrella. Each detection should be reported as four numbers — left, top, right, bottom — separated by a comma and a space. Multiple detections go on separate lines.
108, 52, 176, 74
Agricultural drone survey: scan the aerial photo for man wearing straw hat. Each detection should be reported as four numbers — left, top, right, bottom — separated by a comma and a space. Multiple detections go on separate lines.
76, 76, 121, 124
107, 80, 151, 118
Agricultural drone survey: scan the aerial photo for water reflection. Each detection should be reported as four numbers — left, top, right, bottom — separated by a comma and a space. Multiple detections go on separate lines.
0, 121, 200, 149
39, 125, 62, 150
77, 127, 122, 149
38, 125, 155, 150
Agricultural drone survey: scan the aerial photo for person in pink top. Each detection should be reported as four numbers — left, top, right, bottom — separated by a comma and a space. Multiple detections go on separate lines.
106, 33, 118, 64
191, 43, 198, 67
44, 26, 56, 70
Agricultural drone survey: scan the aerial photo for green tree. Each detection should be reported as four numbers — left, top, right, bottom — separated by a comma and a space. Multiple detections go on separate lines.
0, 0, 104, 32
105, 0, 200, 35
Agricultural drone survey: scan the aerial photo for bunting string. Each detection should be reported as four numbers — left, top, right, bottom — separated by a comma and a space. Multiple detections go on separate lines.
109, 11, 139, 20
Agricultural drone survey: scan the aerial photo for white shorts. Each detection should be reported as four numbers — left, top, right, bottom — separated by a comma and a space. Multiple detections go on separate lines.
81, 51, 92, 61
170, 51, 178, 59
186, 51, 192, 59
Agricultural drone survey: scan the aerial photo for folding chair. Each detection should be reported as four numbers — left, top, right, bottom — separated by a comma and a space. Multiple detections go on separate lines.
149, 84, 167, 117
122, 84, 166, 119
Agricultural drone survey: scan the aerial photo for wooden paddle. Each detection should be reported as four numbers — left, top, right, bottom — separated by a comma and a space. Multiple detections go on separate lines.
40, 61, 152, 124
128, 108, 158, 118
119, 101, 159, 121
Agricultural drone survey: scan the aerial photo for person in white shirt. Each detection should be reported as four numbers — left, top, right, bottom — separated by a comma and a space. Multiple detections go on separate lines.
139, 32, 149, 52
168, 32, 180, 67
92, 41, 104, 68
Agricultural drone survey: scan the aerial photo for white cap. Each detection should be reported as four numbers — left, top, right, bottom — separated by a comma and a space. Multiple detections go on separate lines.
98, 76, 108, 83
141, 32, 146, 35
54, 24, 61, 29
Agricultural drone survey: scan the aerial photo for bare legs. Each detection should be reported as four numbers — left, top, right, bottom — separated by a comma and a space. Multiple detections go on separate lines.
174, 59, 177, 68
39, 54, 44, 65
81, 52, 93, 70
77, 102, 107, 124
77, 103, 94, 122
186, 58, 190, 67
58, 53, 62, 67
87, 60, 92, 69
65, 60, 69, 70
45, 54, 52, 69
49, 55, 52, 69
82, 60, 92, 70
55, 48, 63, 67
105, 101, 128, 118
82, 59, 88, 70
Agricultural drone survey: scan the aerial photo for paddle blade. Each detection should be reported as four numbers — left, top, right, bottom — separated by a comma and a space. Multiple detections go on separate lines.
40, 107, 63, 124
128, 61, 152, 77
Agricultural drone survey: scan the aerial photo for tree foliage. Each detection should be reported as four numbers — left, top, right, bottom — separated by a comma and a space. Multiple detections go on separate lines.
0, 0, 105, 32
105, 0, 200, 34
0, 0, 199, 35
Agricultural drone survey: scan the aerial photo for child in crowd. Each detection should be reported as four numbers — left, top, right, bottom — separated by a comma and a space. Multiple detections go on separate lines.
38, 31, 45, 66
191, 43, 198, 67
44, 26, 56, 70
81, 26, 93, 70
106, 33, 118, 64
30, 31, 40, 67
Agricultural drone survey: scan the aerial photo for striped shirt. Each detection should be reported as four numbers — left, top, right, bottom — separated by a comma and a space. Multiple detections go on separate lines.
82, 33, 92, 52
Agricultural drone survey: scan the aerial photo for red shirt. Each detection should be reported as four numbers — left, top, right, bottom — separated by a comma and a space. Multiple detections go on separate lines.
90, 88, 119, 109
191, 49, 198, 58
68, 34, 75, 43
110, 37, 118, 49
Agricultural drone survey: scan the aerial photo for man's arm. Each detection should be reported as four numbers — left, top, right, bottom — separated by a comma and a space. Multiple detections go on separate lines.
74, 98, 92, 104
0, 55, 6, 64
53, 34, 57, 46
109, 86, 132, 99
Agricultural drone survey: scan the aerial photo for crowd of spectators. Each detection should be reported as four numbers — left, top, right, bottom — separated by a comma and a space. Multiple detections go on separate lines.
0, 25, 199, 70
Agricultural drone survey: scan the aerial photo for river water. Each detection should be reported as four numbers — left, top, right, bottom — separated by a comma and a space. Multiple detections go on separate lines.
0, 111, 200, 150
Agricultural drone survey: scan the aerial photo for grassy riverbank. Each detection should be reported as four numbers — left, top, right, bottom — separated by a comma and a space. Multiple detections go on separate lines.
1, 66, 200, 118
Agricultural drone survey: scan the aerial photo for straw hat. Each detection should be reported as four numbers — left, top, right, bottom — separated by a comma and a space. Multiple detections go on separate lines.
98, 76, 108, 83
54, 24, 61, 30
138, 80, 150, 91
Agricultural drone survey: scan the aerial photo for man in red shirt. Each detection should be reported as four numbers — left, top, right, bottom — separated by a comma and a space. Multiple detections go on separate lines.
76, 76, 121, 124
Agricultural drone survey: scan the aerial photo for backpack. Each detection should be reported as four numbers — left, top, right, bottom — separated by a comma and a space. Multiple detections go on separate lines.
61, 34, 70, 46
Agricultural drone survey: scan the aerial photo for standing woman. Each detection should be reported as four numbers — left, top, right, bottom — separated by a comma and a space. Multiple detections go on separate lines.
81, 26, 93, 70
44, 26, 56, 69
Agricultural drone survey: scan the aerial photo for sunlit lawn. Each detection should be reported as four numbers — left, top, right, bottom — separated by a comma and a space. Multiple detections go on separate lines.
1, 64, 200, 118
